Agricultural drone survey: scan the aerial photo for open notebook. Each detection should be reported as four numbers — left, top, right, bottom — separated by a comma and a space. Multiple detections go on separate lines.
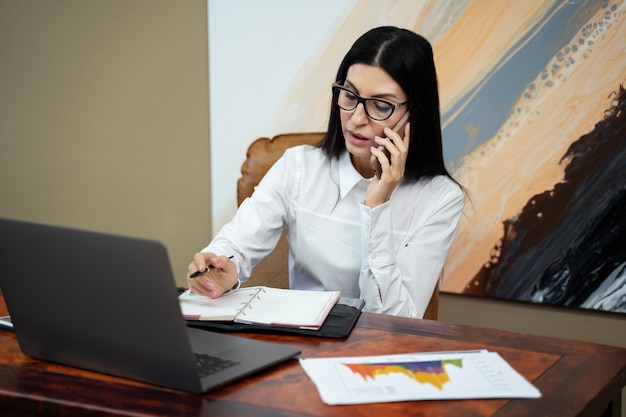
179, 286, 340, 330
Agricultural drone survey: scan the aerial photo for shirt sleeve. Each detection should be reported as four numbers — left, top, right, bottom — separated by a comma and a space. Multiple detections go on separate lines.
201, 150, 293, 282
358, 178, 465, 318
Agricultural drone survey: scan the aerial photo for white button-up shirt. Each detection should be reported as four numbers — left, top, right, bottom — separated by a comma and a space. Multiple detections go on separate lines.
203, 145, 464, 318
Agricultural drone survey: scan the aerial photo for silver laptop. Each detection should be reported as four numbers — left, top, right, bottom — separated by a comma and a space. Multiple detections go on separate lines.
0, 218, 301, 394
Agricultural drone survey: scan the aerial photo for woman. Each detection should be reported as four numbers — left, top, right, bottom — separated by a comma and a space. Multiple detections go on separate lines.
187, 26, 464, 318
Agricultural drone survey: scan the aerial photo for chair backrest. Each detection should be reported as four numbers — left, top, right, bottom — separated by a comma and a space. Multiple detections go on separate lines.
237, 133, 323, 290
237, 133, 325, 206
236, 132, 439, 319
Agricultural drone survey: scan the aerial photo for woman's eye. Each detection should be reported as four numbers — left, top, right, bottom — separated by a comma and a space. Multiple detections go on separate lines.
373, 100, 393, 113
343, 90, 357, 102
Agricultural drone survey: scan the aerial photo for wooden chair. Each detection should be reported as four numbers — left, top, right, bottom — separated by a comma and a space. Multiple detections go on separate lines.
236, 133, 439, 320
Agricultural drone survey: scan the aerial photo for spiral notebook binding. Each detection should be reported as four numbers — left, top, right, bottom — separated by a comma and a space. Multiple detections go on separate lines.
234, 287, 265, 316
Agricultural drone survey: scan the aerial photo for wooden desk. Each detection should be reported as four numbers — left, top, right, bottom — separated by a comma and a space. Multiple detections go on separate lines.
0, 294, 624, 417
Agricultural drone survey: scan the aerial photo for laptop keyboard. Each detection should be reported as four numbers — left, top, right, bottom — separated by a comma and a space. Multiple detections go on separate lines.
194, 353, 240, 378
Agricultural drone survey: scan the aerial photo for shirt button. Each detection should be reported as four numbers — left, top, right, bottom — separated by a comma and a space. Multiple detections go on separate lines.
370, 254, 377, 260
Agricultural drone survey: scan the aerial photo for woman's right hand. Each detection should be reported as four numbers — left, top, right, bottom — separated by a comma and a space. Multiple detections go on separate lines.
186, 252, 238, 298
366, 123, 410, 208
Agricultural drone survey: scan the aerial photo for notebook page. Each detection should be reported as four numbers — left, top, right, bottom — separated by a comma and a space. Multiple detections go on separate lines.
178, 288, 260, 321
235, 287, 340, 329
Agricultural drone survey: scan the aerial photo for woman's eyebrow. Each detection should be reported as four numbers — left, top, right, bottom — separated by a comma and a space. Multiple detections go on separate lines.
344, 80, 357, 91
344, 79, 399, 100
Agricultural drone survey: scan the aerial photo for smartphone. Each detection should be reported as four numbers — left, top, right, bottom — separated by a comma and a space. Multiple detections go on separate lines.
372, 111, 410, 178
0, 315, 13, 330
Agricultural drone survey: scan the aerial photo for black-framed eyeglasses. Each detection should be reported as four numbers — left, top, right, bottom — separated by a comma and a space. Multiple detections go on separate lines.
332, 84, 408, 121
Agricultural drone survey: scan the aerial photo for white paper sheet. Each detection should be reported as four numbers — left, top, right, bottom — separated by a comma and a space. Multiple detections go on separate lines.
299, 350, 541, 405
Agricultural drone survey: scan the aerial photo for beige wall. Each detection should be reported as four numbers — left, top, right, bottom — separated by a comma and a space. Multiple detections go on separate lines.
1, 1, 624, 411
0, 0, 211, 285
440, 293, 626, 348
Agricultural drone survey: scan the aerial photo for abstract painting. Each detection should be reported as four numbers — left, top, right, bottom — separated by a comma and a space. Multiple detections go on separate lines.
208, 0, 626, 313
439, 0, 625, 314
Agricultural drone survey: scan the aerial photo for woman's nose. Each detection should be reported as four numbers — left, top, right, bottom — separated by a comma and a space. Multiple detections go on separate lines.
351, 103, 369, 125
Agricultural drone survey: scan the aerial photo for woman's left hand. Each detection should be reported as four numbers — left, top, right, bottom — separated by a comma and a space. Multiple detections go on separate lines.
366, 122, 410, 208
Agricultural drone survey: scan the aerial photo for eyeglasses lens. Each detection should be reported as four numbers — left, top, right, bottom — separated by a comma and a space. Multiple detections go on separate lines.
334, 86, 394, 121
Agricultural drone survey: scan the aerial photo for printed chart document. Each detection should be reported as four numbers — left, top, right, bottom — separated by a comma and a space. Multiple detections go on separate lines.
300, 350, 541, 405
179, 286, 340, 330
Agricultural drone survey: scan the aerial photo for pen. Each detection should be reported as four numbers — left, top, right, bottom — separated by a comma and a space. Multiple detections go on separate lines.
189, 255, 234, 278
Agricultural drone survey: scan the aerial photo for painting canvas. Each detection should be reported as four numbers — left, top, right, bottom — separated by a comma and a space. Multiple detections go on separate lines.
438, 0, 625, 314
208, 0, 625, 313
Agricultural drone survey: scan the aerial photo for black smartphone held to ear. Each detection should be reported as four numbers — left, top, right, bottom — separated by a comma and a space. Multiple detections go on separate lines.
372, 111, 410, 179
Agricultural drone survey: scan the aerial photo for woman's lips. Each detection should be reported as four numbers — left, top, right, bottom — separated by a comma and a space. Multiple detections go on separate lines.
348, 130, 371, 145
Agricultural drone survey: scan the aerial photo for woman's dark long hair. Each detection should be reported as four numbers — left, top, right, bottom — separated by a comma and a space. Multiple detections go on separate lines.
321, 26, 452, 183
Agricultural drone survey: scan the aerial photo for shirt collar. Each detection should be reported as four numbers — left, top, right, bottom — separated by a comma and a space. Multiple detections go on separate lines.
335, 151, 370, 199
